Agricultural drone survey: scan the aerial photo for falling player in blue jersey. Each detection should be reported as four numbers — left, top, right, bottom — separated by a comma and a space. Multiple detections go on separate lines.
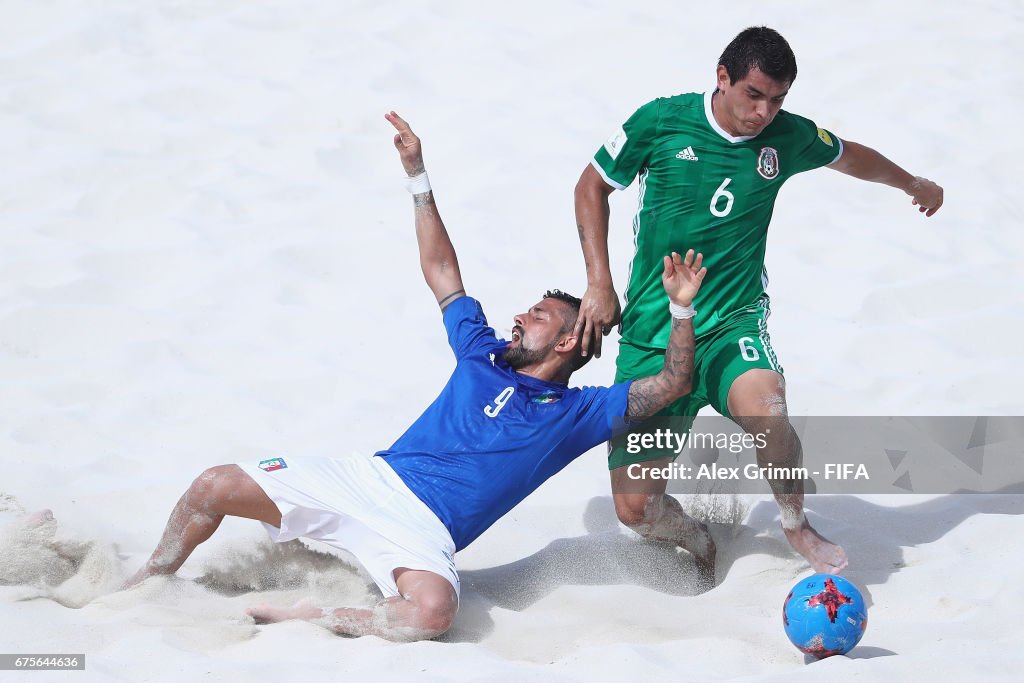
122, 112, 711, 642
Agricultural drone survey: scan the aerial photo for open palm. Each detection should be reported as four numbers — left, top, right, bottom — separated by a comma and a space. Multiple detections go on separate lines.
661, 249, 706, 307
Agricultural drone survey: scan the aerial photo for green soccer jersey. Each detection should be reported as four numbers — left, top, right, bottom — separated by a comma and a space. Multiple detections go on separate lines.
593, 91, 842, 347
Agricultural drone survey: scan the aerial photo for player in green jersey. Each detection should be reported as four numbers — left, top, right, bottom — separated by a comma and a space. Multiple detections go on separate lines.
573, 27, 943, 577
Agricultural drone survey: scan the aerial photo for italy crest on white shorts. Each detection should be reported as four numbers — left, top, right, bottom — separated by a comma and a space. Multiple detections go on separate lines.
258, 457, 288, 472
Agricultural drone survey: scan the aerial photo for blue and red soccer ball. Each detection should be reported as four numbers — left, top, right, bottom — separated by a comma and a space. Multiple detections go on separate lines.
783, 574, 868, 658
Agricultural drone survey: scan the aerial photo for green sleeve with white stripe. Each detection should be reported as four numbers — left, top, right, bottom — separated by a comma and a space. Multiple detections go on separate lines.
785, 113, 844, 175
591, 99, 661, 190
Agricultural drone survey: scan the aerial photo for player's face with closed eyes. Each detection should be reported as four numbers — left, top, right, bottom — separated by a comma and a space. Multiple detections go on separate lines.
716, 65, 789, 137
504, 300, 569, 368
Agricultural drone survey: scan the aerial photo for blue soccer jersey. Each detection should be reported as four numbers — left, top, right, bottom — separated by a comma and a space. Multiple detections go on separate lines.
376, 296, 632, 551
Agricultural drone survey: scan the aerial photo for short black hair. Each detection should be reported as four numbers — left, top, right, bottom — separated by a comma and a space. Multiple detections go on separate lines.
718, 26, 797, 86
543, 289, 582, 330
542, 289, 592, 371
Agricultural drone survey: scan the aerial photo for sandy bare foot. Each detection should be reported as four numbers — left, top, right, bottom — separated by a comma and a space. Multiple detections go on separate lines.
784, 521, 848, 573
246, 599, 322, 624
24, 509, 55, 528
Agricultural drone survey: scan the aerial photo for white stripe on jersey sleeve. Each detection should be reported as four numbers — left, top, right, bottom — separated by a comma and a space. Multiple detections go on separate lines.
830, 136, 845, 165
590, 158, 627, 191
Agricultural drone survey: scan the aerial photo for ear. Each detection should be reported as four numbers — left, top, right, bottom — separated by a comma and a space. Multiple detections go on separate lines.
716, 64, 731, 89
555, 333, 579, 355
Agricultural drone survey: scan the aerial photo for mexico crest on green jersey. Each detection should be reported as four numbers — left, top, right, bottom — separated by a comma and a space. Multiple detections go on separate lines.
757, 147, 780, 179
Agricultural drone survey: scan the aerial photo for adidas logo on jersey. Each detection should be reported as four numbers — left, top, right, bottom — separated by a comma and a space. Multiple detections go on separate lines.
675, 146, 699, 161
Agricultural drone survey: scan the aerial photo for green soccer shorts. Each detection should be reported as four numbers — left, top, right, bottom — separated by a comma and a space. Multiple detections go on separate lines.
608, 304, 784, 470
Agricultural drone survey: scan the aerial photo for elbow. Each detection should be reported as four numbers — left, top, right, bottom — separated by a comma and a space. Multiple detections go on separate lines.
574, 165, 591, 195
659, 373, 692, 403
419, 258, 436, 282
574, 175, 590, 205
669, 371, 693, 401
421, 252, 456, 275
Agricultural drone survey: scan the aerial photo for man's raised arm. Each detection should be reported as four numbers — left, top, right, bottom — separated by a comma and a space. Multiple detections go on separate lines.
385, 111, 466, 311
573, 164, 621, 359
625, 250, 706, 421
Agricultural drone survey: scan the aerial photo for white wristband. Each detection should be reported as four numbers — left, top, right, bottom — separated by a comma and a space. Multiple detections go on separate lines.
405, 171, 431, 195
669, 302, 696, 319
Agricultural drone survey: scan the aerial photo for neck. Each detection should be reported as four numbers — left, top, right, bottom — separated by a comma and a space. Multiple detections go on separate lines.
515, 362, 572, 385
710, 90, 740, 138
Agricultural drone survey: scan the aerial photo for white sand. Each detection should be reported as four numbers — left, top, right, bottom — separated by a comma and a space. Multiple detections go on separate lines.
2, 1, 1022, 680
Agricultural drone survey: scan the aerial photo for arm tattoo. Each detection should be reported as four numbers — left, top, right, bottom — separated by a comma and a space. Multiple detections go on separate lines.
413, 190, 434, 208
577, 223, 592, 269
437, 289, 465, 308
625, 316, 694, 421
625, 376, 663, 421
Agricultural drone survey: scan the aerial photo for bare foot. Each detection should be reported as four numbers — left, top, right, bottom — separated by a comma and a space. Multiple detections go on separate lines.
784, 520, 848, 573
246, 599, 322, 625
24, 509, 55, 528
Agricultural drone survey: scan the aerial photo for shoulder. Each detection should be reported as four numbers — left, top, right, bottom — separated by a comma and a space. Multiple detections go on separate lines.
766, 109, 818, 137
664, 91, 703, 107
443, 295, 506, 358
565, 383, 634, 434
759, 110, 827, 156
442, 294, 482, 320
627, 93, 702, 135
647, 92, 702, 117
574, 381, 632, 407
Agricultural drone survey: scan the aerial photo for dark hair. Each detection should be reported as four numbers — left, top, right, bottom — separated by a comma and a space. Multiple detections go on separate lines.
718, 26, 797, 86
542, 289, 592, 371
543, 289, 582, 326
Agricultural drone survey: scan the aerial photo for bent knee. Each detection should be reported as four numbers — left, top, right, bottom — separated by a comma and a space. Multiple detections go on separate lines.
408, 594, 457, 639
728, 370, 786, 414
187, 465, 242, 509
417, 607, 455, 639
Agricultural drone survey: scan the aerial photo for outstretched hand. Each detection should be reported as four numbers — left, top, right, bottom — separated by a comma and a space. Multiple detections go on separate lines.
908, 176, 943, 217
661, 249, 706, 307
385, 111, 425, 176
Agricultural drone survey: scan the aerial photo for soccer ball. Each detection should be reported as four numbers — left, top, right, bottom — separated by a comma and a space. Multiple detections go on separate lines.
782, 574, 867, 658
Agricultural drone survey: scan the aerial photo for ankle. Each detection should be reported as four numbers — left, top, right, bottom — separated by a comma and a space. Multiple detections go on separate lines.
780, 509, 807, 531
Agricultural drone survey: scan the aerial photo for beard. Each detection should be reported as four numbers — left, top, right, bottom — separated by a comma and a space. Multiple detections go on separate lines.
502, 341, 550, 370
